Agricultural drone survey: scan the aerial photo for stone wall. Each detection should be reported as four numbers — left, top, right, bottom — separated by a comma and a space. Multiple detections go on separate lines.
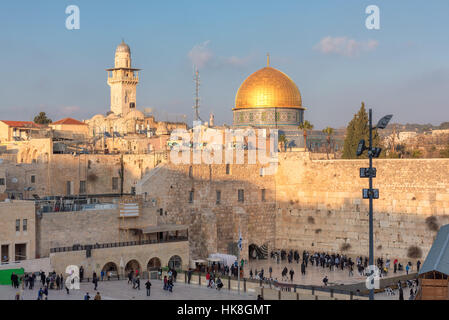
136, 151, 449, 262
37, 205, 158, 258
136, 160, 277, 261
274, 152, 449, 261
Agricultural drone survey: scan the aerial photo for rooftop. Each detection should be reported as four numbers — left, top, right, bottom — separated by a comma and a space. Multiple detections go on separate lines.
52, 117, 87, 125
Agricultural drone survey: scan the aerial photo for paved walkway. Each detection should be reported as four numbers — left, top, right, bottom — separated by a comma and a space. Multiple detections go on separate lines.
0, 279, 255, 300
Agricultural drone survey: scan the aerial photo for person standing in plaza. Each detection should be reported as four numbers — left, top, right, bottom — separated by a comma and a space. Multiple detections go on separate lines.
56, 274, 60, 290
289, 268, 294, 282
79, 266, 84, 283
37, 287, 43, 300
145, 279, 152, 296
399, 286, 404, 300
93, 273, 98, 291
417, 260, 421, 272
84, 292, 90, 300
301, 262, 306, 275
269, 266, 272, 279
94, 292, 101, 300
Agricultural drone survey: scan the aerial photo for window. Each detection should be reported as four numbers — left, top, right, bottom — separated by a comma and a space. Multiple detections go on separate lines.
30, 175, 35, 183
0, 178, 4, 185
79, 180, 86, 194
226, 164, 230, 175
216, 190, 221, 205
261, 189, 266, 202
15, 219, 20, 232
112, 177, 119, 190
66, 181, 72, 195
238, 189, 244, 203
23, 219, 27, 232
189, 190, 194, 203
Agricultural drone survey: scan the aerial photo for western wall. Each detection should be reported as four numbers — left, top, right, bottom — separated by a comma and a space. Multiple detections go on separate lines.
275, 152, 449, 261
136, 151, 449, 262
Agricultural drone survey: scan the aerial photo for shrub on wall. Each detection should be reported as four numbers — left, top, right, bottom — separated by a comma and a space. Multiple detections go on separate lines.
425, 216, 439, 232
87, 173, 98, 182
307, 216, 315, 224
340, 243, 351, 251
407, 245, 422, 259
315, 228, 322, 234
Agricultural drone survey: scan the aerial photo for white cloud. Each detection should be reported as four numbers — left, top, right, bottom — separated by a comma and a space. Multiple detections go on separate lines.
61, 106, 81, 115
188, 41, 253, 69
314, 36, 379, 57
188, 41, 213, 68
224, 55, 253, 67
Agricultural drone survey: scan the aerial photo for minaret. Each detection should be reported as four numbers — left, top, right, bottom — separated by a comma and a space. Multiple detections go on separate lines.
106, 40, 140, 116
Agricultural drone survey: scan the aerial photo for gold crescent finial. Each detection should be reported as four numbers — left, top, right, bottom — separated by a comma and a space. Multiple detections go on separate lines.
267, 53, 270, 67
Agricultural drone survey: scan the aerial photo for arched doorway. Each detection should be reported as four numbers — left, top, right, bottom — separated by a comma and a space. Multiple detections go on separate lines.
125, 259, 141, 274
168, 255, 182, 270
102, 262, 118, 272
147, 257, 161, 271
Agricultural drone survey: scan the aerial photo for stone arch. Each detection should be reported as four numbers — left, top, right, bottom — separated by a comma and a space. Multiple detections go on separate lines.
125, 259, 142, 274
102, 261, 118, 273
147, 257, 161, 271
31, 148, 38, 163
168, 255, 182, 270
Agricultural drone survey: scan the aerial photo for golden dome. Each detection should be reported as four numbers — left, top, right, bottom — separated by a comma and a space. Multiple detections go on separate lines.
234, 66, 302, 110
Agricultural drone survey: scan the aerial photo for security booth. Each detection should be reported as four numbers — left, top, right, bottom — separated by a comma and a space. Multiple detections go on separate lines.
416, 224, 449, 300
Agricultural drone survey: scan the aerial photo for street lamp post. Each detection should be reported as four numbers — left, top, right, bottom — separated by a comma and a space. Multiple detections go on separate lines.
368, 109, 374, 301
357, 108, 392, 300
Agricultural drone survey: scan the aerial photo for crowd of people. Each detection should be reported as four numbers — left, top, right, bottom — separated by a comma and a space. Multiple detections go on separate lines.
10, 270, 66, 300
257, 249, 422, 289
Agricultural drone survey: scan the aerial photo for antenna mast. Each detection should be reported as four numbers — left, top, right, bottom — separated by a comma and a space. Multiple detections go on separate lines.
193, 67, 201, 122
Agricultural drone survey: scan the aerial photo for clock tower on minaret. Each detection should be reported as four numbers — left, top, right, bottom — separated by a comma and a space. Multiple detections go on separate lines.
106, 40, 140, 116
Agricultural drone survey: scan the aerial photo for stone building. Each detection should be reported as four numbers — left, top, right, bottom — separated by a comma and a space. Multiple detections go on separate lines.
0, 200, 36, 263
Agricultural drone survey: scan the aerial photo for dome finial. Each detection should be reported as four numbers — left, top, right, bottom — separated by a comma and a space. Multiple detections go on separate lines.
267, 53, 270, 67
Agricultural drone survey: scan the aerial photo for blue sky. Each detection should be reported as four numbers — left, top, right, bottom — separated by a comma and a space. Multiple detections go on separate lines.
0, 0, 448, 129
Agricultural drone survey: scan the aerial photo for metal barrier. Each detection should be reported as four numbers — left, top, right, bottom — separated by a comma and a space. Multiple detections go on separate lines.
50, 236, 188, 253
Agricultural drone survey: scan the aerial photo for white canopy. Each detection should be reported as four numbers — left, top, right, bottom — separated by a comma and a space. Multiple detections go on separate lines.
208, 253, 237, 267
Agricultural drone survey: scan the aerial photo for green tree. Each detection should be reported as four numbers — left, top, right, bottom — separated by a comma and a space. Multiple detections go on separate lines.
440, 145, 449, 158
278, 134, 288, 152
410, 149, 422, 158
298, 120, 314, 151
342, 102, 382, 159
33, 112, 52, 124
322, 127, 334, 159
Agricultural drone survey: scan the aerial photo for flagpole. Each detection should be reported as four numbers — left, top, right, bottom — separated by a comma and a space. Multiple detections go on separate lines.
238, 220, 241, 295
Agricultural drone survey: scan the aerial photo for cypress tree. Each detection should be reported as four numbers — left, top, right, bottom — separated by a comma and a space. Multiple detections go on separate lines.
342, 102, 382, 159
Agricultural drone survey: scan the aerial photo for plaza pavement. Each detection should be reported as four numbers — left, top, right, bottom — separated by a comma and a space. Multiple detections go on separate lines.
0, 279, 255, 300
246, 258, 413, 287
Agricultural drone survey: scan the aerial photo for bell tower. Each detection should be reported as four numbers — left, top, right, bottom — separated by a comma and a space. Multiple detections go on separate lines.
106, 40, 140, 116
